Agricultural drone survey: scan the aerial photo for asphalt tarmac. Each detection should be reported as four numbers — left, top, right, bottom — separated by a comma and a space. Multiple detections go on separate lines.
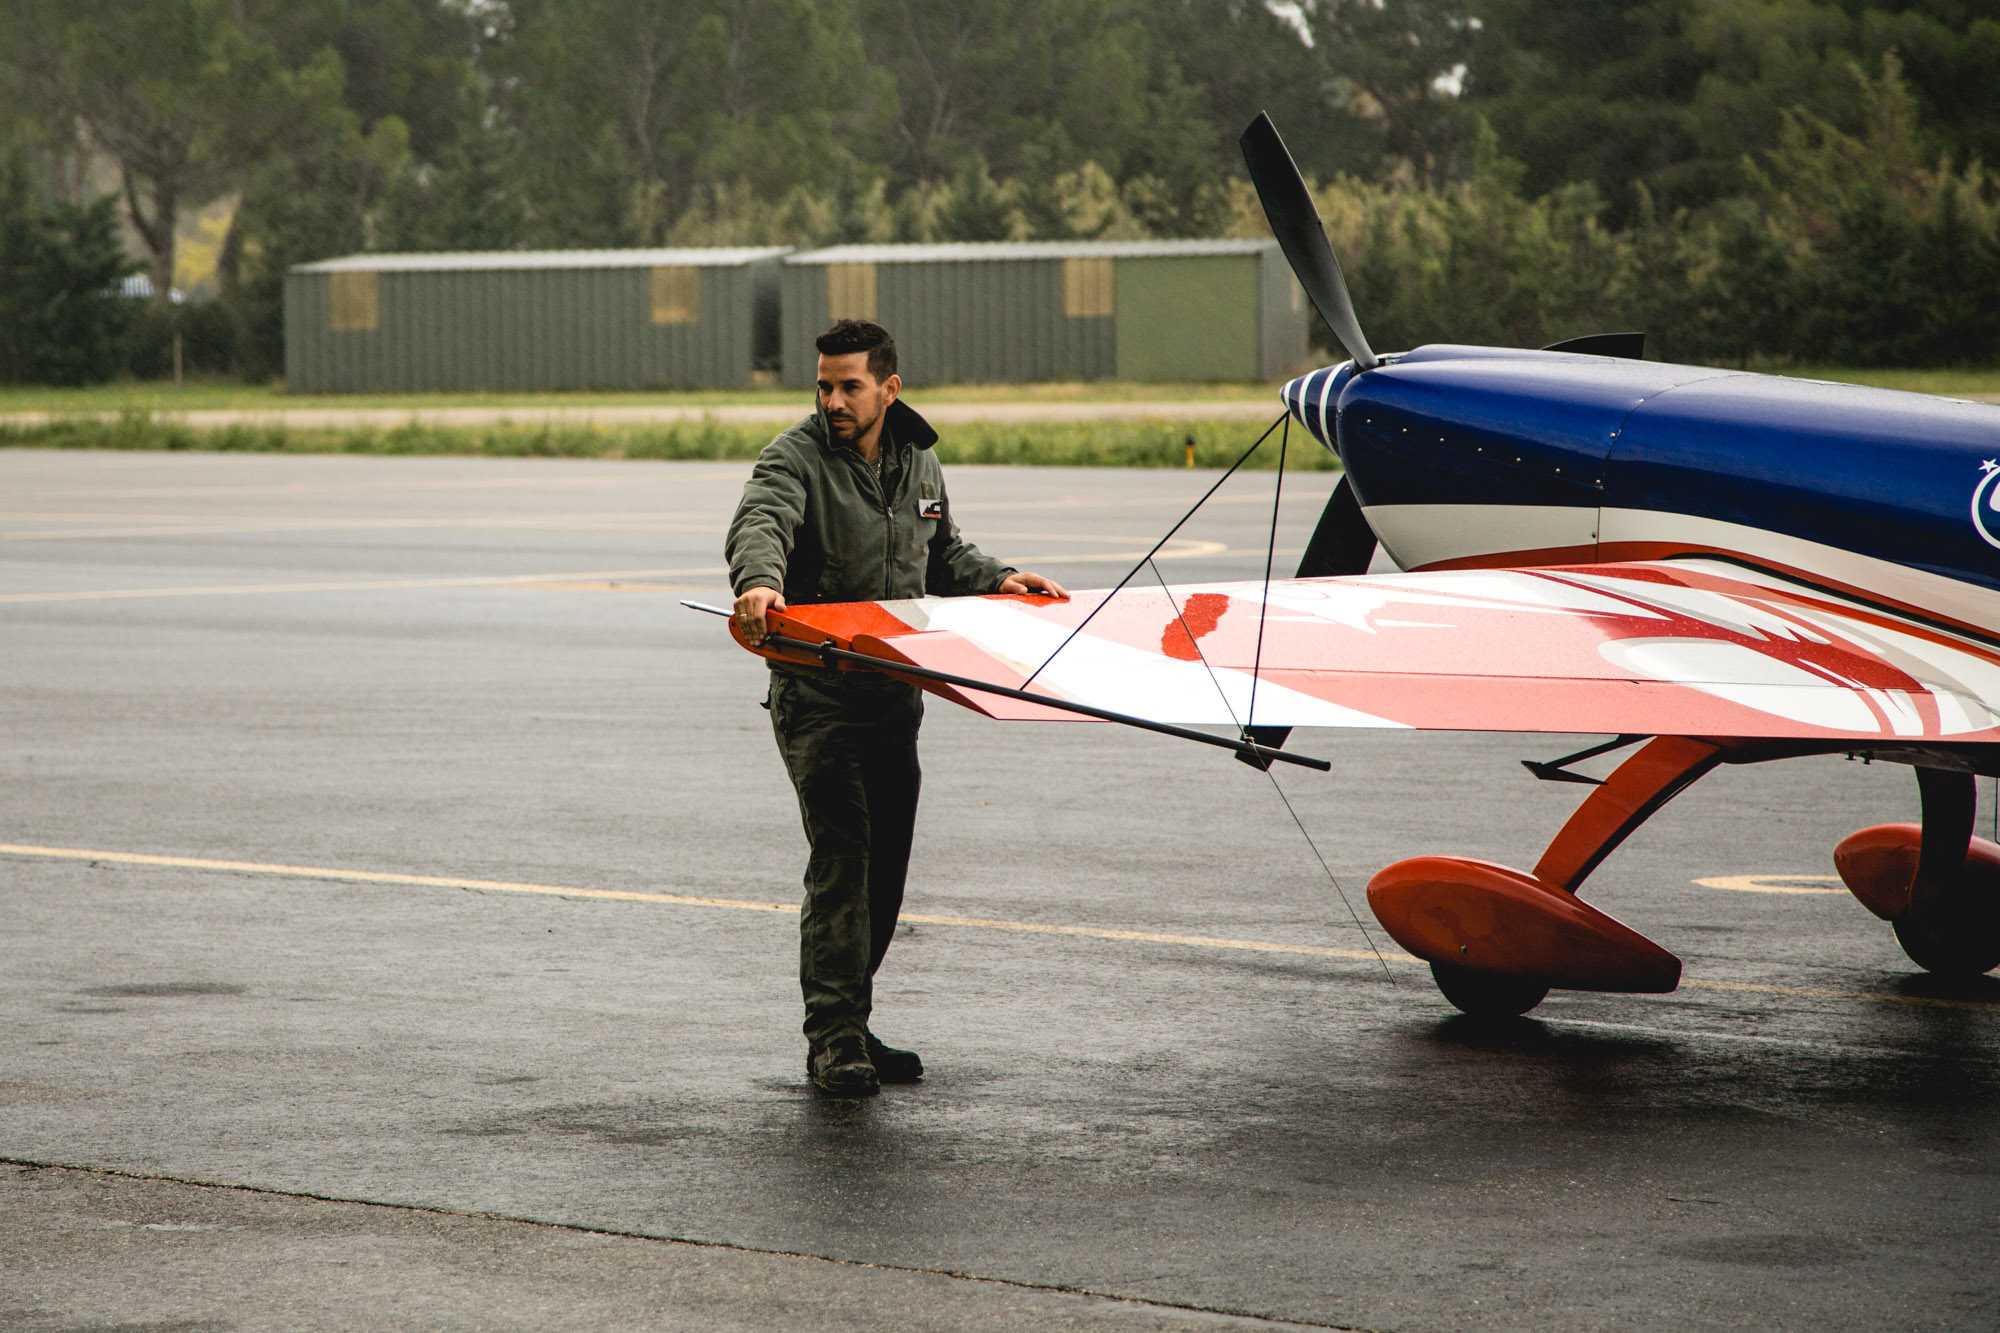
2, 445, 1995, 1331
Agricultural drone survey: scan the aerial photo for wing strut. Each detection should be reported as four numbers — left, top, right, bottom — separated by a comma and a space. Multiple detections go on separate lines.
1520, 734, 1646, 786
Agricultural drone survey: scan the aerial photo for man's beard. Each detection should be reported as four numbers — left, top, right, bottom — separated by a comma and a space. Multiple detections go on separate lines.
826, 403, 879, 443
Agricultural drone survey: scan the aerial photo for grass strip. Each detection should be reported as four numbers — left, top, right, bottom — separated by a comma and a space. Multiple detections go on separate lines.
0, 413, 1335, 470
0, 379, 1280, 414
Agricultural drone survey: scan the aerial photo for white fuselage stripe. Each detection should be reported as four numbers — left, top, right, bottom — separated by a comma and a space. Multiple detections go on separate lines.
1599, 507, 2000, 636
1363, 503, 1597, 569
1360, 501, 2000, 637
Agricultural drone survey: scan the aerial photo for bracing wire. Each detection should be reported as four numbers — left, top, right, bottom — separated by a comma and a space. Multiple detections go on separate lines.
1265, 766, 1396, 985
1149, 555, 1239, 723
1245, 413, 1288, 733
1021, 413, 1288, 691
1144, 556, 1395, 985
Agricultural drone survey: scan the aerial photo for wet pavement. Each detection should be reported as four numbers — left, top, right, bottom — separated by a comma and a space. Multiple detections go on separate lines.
2, 449, 1995, 1330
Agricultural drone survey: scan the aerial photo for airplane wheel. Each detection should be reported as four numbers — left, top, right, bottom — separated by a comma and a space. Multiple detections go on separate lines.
1892, 897, 2000, 976
1429, 961, 1550, 1017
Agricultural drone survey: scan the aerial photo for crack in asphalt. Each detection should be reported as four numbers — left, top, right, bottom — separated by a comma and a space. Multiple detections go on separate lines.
0, 1156, 1374, 1331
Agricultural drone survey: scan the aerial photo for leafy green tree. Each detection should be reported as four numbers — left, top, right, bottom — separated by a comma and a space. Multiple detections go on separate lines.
222, 54, 407, 380
1904, 173, 2000, 367
5, 0, 265, 302
855, 0, 1228, 231
1611, 185, 1700, 363
1466, 0, 2000, 227
1687, 197, 1797, 367
1855, 4, 2000, 173
376, 82, 528, 252
0, 150, 134, 384
1465, 0, 1704, 218
1147, 0, 1357, 181
1296, 0, 1479, 186
493, 0, 889, 245
318, 0, 482, 162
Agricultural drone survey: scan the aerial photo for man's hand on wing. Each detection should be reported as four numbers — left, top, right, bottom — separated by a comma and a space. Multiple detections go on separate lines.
734, 586, 786, 644
998, 572, 1068, 598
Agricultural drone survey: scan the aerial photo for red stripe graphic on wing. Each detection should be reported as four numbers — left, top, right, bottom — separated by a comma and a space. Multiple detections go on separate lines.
770, 565, 2000, 741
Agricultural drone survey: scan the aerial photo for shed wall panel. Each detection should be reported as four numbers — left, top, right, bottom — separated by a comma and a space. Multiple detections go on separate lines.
780, 266, 829, 387
1115, 255, 1260, 381
773, 243, 1270, 387
285, 254, 774, 392
1258, 248, 1311, 381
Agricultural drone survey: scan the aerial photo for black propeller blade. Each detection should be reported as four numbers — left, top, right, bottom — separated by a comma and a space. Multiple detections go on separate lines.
1235, 114, 1384, 769
1295, 474, 1376, 578
1239, 112, 1377, 372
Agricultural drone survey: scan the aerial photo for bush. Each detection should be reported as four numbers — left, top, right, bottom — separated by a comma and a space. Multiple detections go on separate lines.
121, 298, 240, 381
0, 154, 135, 385
0, 415, 1333, 469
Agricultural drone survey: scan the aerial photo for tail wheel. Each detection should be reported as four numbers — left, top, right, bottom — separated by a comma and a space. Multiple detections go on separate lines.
1429, 962, 1550, 1018
1892, 896, 2000, 977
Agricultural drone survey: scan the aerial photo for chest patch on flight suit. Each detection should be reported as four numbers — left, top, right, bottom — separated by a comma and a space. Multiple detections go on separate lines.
917, 482, 942, 519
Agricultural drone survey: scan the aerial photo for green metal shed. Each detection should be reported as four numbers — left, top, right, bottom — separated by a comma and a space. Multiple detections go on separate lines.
779, 239, 1306, 387
284, 248, 789, 393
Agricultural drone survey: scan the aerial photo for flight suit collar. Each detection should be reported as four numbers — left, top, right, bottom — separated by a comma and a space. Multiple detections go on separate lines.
811, 396, 937, 459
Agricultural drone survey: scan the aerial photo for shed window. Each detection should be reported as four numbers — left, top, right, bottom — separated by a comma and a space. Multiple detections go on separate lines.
826, 262, 877, 321
1063, 257, 1115, 318
651, 266, 702, 324
328, 271, 379, 332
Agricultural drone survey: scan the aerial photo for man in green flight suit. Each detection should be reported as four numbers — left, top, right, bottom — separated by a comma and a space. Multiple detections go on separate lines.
727, 319, 1066, 1097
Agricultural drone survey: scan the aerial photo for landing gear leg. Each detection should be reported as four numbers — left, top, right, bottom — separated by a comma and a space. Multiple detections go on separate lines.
1369, 738, 1720, 1015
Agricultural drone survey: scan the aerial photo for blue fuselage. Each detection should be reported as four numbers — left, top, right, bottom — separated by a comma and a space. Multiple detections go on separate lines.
1283, 346, 2000, 630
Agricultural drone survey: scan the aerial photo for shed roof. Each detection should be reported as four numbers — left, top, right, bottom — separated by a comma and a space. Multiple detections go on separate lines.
292, 248, 791, 274
784, 239, 1275, 265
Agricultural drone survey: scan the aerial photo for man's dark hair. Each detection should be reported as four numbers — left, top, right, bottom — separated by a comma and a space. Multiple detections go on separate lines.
815, 319, 897, 382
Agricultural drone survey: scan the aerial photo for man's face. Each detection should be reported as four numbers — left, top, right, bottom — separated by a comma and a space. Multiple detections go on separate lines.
817, 352, 898, 444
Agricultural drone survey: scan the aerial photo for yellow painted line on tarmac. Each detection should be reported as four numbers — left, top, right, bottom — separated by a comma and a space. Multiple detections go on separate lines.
0, 842, 1402, 965
1697, 874, 1846, 894
1679, 977, 1987, 1009
996, 540, 1231, 566
0, 567, 729, 605
1, 514, 747, 542
6, 842, 1994, 1011
892, 911, 1401, 962
0, 843, 799, 914
0, 540, 1232, 605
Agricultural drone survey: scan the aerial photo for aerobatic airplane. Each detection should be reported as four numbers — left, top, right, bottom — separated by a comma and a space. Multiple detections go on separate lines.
717, 115, 2000, 1017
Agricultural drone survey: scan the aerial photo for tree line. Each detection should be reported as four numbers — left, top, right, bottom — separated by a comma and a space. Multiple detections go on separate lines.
1, 0, 1996, 384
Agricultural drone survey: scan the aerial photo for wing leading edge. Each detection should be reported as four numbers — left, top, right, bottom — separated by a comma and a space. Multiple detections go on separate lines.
744, 559, 2000, 743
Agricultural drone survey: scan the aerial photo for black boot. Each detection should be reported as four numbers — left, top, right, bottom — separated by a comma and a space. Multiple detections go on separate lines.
808, 1035, 879, 1097
865, 1031, 923, 1083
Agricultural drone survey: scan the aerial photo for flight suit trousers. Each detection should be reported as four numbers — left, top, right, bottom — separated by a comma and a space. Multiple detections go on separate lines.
767, 669, 924, 1050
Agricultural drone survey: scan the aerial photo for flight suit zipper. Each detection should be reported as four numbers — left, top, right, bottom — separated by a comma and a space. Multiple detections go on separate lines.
880, 447, 896, 598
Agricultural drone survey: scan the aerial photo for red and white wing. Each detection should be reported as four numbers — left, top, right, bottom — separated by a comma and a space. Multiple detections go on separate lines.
751, 558, 2000, 742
